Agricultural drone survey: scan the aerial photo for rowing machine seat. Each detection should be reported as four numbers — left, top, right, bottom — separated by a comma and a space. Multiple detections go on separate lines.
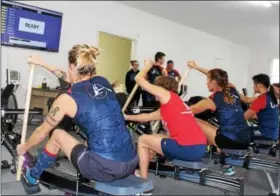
172, 159, 210, 170
222, 149, 248, 156
95, 175, 153, 195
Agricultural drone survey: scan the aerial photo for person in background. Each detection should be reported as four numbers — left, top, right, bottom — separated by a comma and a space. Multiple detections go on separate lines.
142, 52, 168, 107
125, 60, 141, 106
166, 60, 182, 82
243, 74, 279, 141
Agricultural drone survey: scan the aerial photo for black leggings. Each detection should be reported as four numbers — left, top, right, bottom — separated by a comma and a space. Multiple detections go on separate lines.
215, 131, 249, 149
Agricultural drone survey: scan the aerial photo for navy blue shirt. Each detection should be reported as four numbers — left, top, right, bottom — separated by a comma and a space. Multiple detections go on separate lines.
125, 69, 140, 94
210, 88, 252, 143
250, 93, 279, 140
145, 65, 163, 104
68, 76, 136, 161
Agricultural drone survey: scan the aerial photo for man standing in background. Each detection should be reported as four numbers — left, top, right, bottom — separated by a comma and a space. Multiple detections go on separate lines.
125, 60, 141, 106
142, 51, 167, 107
166, 60, 182, 82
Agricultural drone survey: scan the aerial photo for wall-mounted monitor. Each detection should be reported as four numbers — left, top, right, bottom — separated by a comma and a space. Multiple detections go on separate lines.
1, 0, 63, 52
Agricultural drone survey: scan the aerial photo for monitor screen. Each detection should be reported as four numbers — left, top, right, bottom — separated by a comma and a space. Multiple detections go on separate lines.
1, 0, 63, 52
10, 70, 19, 80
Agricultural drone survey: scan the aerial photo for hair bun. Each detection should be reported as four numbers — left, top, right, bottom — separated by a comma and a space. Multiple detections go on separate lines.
89, 46, 100, 58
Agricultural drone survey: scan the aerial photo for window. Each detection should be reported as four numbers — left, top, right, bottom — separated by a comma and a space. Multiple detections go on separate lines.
271, 58, 279, 84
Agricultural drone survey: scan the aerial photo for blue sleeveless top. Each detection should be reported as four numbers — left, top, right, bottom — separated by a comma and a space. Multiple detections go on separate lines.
210, 88, 252, 143
145, 65, 163, 103
68, 76, 136, 162
253, 93, 279, 140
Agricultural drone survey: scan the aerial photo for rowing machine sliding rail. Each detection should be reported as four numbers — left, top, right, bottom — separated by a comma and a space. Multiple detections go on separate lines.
210, 151, 280, 195
149, 160, 244, 195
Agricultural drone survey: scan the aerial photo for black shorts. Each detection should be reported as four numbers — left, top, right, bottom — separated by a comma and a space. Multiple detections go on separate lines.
49, 116, 75, 137
70, 144, 138, 182
215, 131, 249, 149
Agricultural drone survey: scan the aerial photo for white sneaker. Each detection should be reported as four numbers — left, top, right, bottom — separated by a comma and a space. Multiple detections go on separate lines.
134, 169, 141, 177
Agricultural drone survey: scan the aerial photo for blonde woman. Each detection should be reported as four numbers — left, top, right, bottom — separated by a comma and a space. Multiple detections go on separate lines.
17, 44, 138, 192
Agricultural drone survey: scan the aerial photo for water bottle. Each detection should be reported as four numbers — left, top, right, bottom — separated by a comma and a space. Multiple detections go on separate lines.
42, 78, 47, 89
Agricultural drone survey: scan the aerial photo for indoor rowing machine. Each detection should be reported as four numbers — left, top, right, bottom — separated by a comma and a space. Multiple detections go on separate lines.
2, 118, 154, 196
40, 167, 153, 196
250, 140, 279, 157
148, 155, 244, 195
1, 108, 43, 118
1, 107, 154, 195
207, 148, 280, 196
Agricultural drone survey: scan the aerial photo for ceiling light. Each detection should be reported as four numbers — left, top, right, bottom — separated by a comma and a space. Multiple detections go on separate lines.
248, 1, 272, 8
270, 1, 279, 4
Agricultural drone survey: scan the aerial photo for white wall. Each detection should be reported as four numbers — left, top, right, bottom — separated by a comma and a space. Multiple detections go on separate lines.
2, 1, 253, 107
245, 47, 278, 96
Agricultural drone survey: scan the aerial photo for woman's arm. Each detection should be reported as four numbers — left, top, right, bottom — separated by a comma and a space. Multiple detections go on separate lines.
28, 56, 69, 82
162, 68, 168, 76
25, 94, 76, 150
43, 63, 68, 82
125, 109, 161, 122
135, 60, 170, 104
239, 94, 256, 104
190, 98, 216, 115
244, 96, 265, 120
187, 60, 209, 76
244, 109, 257, 121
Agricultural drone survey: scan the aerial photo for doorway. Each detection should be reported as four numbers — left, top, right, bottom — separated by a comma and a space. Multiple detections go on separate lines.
97, 31, 133, 86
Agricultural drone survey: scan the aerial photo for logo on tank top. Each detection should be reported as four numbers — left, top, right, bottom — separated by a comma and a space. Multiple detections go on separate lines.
151, 69, 160, 75
270, 102, 278, 108
92, 84, 112, 99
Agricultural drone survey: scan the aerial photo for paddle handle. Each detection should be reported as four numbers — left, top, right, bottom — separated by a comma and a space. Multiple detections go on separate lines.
16, 63, 36, 181
122, 84, 139, 113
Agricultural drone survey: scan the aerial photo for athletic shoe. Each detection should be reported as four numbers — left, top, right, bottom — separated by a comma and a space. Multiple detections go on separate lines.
223, 166, 236, 176
134, 169, 141, 177
21, 167, 41, 194
22, 167, 39, 185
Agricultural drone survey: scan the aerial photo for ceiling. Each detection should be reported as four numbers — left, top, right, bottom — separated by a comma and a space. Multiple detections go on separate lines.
120, 1, 279, 56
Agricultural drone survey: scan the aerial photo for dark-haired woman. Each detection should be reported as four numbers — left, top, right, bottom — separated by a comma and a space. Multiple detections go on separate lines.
187, 61, 251, 175
244, 74, 279, 141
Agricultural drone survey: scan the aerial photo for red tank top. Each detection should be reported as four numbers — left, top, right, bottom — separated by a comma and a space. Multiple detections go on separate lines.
160, 92, 206, 146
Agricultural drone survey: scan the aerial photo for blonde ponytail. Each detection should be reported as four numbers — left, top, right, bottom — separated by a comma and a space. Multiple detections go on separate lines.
208, 68, 235, 105
223, 85, 234, 104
